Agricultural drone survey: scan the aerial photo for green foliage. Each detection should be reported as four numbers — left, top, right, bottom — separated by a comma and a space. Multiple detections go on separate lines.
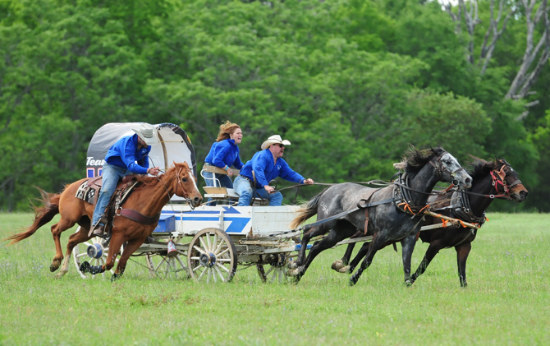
527, 112, 550, 211
335, 0, 396, 52
0, 0, 547, 210
400, 90, 491, 162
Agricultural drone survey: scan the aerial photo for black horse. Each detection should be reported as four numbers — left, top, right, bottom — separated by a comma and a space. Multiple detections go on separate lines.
288, 147, 472, 285
332, 158, 528, 287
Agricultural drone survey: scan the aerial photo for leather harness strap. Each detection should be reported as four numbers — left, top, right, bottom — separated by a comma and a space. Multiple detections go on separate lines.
118, 208, 160, 225
363, 208, 369, 236
301, 196, 394, 232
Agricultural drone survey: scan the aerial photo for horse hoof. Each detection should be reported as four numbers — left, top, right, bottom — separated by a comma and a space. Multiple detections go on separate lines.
50, 259, 61, 272
288, 267, 304, 277
331, 260, 344, 271
339, 266, 350, 274
79, 261, 91, 273
288, 262, 298, 270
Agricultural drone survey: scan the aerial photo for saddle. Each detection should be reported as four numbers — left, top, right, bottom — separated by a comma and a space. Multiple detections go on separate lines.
75, 175, 141, 232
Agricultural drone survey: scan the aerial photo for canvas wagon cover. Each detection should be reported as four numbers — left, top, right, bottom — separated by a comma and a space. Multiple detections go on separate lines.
86, 122, 196, 180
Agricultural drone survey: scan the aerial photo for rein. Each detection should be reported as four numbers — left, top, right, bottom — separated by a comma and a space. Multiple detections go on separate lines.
460, 167, 521, 200
430, 165, 521, 228
277, 180, 391, 192
300, 197, 395, 233
158, 166, 197, 210
118, 166, 195, 225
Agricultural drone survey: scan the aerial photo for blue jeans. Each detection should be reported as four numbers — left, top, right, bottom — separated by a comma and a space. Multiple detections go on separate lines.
234, 175, 283, 206
92, 163, 130, 226
202, 171, 233, 188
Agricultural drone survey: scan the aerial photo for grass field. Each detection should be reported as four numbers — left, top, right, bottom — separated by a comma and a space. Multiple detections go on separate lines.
1, 212, 549, 345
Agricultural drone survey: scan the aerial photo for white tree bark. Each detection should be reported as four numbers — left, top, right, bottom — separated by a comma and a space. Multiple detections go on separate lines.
443, 0, 550, 109
506, 0, 550, 101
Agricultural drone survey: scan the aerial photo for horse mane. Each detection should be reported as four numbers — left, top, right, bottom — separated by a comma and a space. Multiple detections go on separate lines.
134, 175, 159, 186
402, 146, 445, 174
134, 164, 183, 186
469, 158, 503, 180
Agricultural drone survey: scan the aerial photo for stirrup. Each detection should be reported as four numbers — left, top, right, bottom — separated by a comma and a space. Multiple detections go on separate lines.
89, 221, 106, 238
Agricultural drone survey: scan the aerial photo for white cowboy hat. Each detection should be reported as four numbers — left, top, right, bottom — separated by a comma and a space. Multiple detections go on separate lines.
261, 135, 291, 150
131, 124, 157, 145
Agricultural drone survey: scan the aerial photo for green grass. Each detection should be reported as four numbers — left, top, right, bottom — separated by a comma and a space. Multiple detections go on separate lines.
1, 212, 549, 345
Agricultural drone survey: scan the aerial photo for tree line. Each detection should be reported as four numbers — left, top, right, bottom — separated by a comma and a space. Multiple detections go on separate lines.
1, 0, 548, 211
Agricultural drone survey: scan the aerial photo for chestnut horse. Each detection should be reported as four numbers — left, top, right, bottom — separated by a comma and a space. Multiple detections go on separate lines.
6, 162, 202, 279
332, 158, 528, 287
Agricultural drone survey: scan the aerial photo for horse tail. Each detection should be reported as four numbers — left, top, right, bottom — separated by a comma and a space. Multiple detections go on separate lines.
290, 192, 323, 229
5, 188, 60, 245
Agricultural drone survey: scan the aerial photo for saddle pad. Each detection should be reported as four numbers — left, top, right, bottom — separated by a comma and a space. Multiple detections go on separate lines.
75, 180, 98, 205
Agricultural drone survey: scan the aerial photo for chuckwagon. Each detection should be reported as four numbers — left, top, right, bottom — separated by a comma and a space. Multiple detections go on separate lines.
72, 122, 303, 282
11, 123, 516, 286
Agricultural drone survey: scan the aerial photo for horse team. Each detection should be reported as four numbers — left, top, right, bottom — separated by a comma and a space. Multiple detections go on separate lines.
6, 146, 528, 286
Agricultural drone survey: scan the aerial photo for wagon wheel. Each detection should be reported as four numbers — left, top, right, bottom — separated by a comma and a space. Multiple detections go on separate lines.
187, 228, 237, 283
256, 253, 293, 283
145, 237, 190, 280
146, 254, 190, 279
72, 226, 123, 279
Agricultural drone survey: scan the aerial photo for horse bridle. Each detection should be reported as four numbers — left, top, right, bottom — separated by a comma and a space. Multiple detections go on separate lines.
463, 163, 523, 200
155, 165, 198, 210
430, 152, 468, 185
174, 166, 198, 210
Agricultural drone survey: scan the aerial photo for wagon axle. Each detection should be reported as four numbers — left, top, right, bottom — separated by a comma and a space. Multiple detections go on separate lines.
86, 243, 104, 259
199, 252, 217, 268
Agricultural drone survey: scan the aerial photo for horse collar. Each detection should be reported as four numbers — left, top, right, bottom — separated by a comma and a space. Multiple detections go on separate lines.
393, 174, 429, 216
451, 190, 486, 225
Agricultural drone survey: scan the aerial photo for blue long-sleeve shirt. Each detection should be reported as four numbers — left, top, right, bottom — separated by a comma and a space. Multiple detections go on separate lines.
105, 134, 151, 174
240, 149, 304, 188
204, 139, 243, 169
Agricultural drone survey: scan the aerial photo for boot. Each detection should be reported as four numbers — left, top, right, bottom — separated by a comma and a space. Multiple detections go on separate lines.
89, 220, 106, 238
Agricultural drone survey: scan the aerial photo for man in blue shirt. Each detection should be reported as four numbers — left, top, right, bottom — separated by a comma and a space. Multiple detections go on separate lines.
89, 124, 161, 237
234, 135, 314, 206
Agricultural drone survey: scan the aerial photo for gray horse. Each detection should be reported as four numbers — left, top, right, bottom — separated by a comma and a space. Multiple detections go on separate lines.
288, 147, 472, 285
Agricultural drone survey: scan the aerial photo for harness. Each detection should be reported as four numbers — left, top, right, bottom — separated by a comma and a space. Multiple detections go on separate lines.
428, 165, 522, 240
301, 172, 434, 234
393, 173, 432, 216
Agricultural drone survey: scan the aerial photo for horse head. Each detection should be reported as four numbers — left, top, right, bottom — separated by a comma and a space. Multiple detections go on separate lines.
170, 161, 202, 207
403, 147, 472, 189
431, 148, 472, 189
493, 159, 528, 202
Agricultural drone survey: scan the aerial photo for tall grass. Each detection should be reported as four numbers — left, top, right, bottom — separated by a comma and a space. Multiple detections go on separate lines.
1, 213, 548, 345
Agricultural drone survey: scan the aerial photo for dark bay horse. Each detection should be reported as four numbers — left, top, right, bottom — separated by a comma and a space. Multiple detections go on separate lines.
333, 158, 528, 287
407, 158, 527, 286
6, 162, 202, 279
288, 147, 472, 284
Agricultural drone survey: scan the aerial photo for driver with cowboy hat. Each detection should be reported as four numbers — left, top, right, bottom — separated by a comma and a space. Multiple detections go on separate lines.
90, 124, 161, 237
234, 134, 314, 206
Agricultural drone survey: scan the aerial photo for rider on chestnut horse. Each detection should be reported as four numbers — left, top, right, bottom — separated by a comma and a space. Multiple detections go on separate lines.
90, 124, 161, 238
